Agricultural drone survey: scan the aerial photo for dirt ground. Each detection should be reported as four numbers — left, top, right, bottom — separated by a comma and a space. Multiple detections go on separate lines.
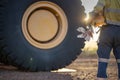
67, 53, 118, 80
0, 52, 118, 80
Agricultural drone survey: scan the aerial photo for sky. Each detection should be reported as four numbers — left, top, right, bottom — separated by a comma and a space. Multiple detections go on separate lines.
81, 0, 98, 14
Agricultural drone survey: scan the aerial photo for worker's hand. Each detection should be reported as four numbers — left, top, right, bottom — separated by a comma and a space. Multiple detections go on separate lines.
93, 15, 106, 27
89, 12, 106, 27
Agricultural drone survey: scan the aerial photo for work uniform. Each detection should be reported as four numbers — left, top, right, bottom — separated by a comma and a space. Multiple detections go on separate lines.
91, 0, 120, 80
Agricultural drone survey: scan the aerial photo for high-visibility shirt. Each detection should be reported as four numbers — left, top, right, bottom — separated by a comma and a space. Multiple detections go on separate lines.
93, 0, 120, 26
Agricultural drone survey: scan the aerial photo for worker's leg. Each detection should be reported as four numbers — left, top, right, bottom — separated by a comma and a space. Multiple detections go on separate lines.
113, 48, 120, 80
113, 26, 120, 79
97, 44, 112, 79
97, 26, 113, 79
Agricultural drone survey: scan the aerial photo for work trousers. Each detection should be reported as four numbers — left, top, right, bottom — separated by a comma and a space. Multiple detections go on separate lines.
97, 24, 120, 80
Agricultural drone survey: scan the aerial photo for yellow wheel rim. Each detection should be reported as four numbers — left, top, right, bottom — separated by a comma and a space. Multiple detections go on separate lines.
22, 1, 68, 49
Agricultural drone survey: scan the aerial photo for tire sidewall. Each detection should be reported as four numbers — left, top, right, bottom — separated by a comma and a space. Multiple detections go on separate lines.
2, 0, 85, 71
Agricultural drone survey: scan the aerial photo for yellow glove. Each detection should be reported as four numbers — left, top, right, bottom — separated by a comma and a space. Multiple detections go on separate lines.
85, 12, 106, 27
92, 14, 106, 27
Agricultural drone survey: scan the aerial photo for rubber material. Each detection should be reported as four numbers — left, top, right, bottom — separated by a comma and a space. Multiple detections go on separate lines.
0, 0, 85, 71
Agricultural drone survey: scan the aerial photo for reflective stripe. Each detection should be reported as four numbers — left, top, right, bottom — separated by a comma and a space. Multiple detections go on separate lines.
106, 8, 120, 13
117, 59, 120, 63
98, 58, 109, 63
97, 77, 107, 80
106, 20, 120, 26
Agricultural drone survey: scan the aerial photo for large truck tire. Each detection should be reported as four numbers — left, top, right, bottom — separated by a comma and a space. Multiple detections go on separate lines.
0, 0, 85, 71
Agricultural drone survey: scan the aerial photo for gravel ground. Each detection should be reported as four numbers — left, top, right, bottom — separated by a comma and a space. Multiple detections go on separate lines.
0, 70, 73, 80
0, 54, 118, 80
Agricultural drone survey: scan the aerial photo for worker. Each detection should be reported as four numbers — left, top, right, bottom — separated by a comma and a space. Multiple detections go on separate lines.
87, 0, 120, 80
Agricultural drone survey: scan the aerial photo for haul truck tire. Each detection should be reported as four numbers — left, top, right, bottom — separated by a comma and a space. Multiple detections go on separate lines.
0, 0, 85, 71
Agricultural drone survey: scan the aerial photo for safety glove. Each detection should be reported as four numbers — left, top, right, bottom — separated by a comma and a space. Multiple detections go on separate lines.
77, 26, 93, 41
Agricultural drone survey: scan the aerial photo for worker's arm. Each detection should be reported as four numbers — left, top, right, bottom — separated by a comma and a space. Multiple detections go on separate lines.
81, 0, 106, 40
93, 0, 105, 14
86, 0, 106, 27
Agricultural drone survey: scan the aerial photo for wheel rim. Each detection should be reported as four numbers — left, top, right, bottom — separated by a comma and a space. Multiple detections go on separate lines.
22, 1, 68, 49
